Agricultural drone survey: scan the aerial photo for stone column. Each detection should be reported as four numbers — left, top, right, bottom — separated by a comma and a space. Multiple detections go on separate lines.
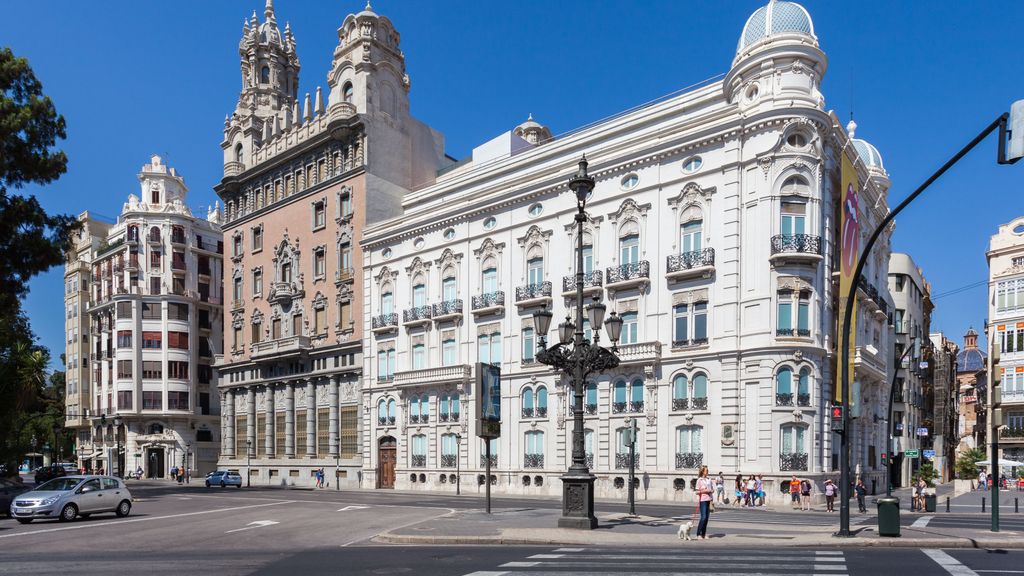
223, 389, 235, 458
285, 381, 295, 458
329, 376, 340, 458
246, 387, 256, 457
265, 384, 275, 458
306, 378, 316, 458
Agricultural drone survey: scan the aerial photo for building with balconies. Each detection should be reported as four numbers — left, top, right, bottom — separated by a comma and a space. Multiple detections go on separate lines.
957, 328, 987, 454
986, 216, 1024, 466
358, 1, 896, 499
929, 332, 959, 481
212, 1, 446, 487
64, 156, 224, 478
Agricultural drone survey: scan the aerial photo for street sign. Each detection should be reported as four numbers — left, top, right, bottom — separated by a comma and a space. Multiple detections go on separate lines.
474, 363, 501, 439
923, 450, 936, 458
916, 427, 929, 437
904, 449, 919, 458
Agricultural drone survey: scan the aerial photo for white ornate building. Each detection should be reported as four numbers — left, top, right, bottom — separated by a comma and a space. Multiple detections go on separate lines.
359, 1, 897, 500
986, 216, 1024, 465
65, 155, 225, 478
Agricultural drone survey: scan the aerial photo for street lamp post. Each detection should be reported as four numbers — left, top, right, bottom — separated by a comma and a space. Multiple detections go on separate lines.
535, 156, 623, 530
886, 336, 917, 498
246, 439, 252, 488
185, 441, 192, 484
335, 435, 340, 492
455, 433, 462, 496
113, 415, 123, 479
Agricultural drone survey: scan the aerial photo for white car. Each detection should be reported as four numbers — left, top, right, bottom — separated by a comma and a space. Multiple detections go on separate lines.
10, 475, 133, 523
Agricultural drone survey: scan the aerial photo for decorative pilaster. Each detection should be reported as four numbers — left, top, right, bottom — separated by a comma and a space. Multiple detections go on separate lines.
223, 389, 236, 458
285, 381, 295, 458
265, 384, 276, 458
306, 378, 316, 457
247, 387, 256, 456
329, 376, 340, 458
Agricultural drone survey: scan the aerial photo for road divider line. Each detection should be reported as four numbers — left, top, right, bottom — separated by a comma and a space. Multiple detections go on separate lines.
340, 507, 457, 547
0, 500, 293, 540
922, 549, 980, 576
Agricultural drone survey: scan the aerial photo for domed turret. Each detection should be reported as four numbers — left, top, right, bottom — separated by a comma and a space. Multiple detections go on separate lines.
514, 114, 552, 146
847, 120, 890, 192
736, 0, 817, 60
956, 327, 986, 374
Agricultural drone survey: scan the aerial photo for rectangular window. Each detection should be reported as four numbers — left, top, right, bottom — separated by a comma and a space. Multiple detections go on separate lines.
680, 221, 702, 253
142, 302, 161, 319
780, 201, 807, 236
142, 361, 162, 379
527, 258, 544, 286
233, 235, 242, 257
117, 390, 133, 411
620, 235, 639, 265
167, 302, 189, 320
295, 412, 307, 456
252, 227, 263, 252
412, 344, 426, 370
117, 302, 132, 318
253, 270, 263, 296
168, 391, 188, 410
233, 277, 242, 302
256, 414, 266, 457
167, 331, 189, 350
252, 322, 262, 344
339, 300, 351, 330
292, 314, 303, 336
694, 302, 708, 341
340, 192, 353, 218
143, 391, 163, 410
482, 268, 497, 294
778, 298, 793, 332
522, 328, 535, 363
673, 304, 688, 344
276, 412, 286, 456
442, 338, 457, 366
233, 326, 243, 351
117, 360, 132, 379
413, 284, 426, 307
317, 408, 330, 458
621, 312, 638, 344
340, 406, 358, 459
167, 361, 189, 380
314, 249, 326, 278
142, 331, 162, 349
235, 416, 248, 456
442, 277, 457, 301
150, 250, 162, 268
313, 201, 326, 229
581, 245, 593, 274
117, 330, 132, 348
271, 319, 281, 339
797, 296, 810, 334
315, 307, 327, 335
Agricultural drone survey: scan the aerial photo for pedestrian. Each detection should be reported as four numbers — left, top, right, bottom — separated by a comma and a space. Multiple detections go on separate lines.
914, 477, 925, 511
746, 475, 757, 507
315, 468, 323, 488
715, 472, 725, 504
800, 478, 812, 511
789, 475, 800, 509
979, 470, 988, 491
855, 478, 867, 513
824, 479, 836, 512
170, 465, 177, 481
695, 465, 714, 540
755, 475, 765, 507
734, 474, 744, 506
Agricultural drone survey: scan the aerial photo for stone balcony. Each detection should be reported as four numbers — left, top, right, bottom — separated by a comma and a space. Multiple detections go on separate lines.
223, 161, 244, 178
267, 281, 304, 305
666, 248, 715, 281
616, 341, 662, 366
250, 335, 311, 360
515, 282, 551, 309
561, 270, 603, 297
394, 364, 473, 389
769, 234, 822, 266
854, 344, 887, 382
371, 313, 398, 334
605, 261, 650, 291
471, 291, 505, 316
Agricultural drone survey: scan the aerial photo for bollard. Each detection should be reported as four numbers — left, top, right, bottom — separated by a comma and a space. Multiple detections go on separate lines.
983, 497, 986, 513
1016, 498, 1019, 514
946, 496, 950, 513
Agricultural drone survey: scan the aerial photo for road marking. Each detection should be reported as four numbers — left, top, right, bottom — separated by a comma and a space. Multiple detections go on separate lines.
337, 505, 370, 511
528, 554, 564, 559
0, 500, 293, 539
817, 551, 843, 555
922, 549, 980, 576
339, 506, 457, 547
975, 571, 1024, 574
499, 562, 539, 567
460, 572, 508, 576
912, 515, 934, 527
554, 548, 584, 552
225, 520, 279, 534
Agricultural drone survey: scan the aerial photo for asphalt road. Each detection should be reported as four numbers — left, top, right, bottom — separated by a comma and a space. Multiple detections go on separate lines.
0, 482, 1020, 575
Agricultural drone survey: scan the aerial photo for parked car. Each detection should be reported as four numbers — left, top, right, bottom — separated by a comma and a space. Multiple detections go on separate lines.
0, 477, 32, 517
205, 470, 243, 488
57, 463, 79, 474
10, 475, 132, 524
33, 464, 67, 484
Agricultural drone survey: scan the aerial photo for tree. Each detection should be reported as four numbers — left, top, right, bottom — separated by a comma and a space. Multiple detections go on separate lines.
956, 447, 986, 480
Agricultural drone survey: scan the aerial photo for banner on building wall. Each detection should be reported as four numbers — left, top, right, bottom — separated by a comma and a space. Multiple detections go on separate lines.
836, 151, 860, 404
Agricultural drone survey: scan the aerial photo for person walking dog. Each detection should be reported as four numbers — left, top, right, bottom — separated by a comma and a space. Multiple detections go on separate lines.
695, 466, 714, 540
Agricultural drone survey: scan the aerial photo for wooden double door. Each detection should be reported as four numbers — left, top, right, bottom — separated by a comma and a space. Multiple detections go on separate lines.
377, 437, 396, 489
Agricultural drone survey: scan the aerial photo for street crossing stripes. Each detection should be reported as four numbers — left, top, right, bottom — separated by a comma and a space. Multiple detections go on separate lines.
463, 548, 848, 575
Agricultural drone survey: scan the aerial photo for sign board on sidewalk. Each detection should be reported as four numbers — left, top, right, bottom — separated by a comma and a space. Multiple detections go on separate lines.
923, 450, 936, 458
475, 363, 501, 439
916, 427, 929, 437
904, 449, 919, 458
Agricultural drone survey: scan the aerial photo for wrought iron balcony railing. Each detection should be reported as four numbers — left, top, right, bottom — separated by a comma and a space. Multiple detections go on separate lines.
480, 454, 497, 468
691, 397, 708, 410
630, 401, 645, 413
770, 234, 822, 256
1000, 427, 1024, 439
615, 453, 638, 469
673, 337, 709, 348
440, 454, 457, 468
403, 305, 433, 323
585, 453, 594, 469
472, 291, 504, 311
411, 455, 426, 468
606, 261, 650, 284
371, 313, 398, 330
776, 392, 795, 406
666, 248, 715, 273
515, 282, 551, 302
432, 299, 463, 318
779, 452, 809, 471
562, 270, 603, 293
797, 393, 811, 407
585, 403, 598, 415
523, 454, 544, 469
521, 407, 534, 419
611, 401, 627, 414
675, 452, 703, 470
536, 407, 547, 418
672, 398, 688, 411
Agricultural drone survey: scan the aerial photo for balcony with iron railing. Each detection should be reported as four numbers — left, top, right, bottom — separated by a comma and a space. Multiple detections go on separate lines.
776, 328, 811, 338
1000, 427, 1024, 441
440, 454, 456, 468
769, 234, 823, 266
403, 305, 433, 325
672, 337, 709, 349
523, 454, 544, 469
371, 312, 399, 333
615, 453, 638, 469
666, 248, 715, 281
672, 398, 689, 411
432, 299, 463, 322
776, 392, 811, 407
471, 291, 505, 315
561, 270, 603, 296
779, 452, 808, 471
675, 452, 703, 470
515, 282, 552, 308
480, 454, 497, 468
377, 416, 397, 426
411, 455, 426, 468
606, 261, 650, 290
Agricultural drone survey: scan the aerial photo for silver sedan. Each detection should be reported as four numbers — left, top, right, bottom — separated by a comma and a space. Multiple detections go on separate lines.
10, 475, 133, 523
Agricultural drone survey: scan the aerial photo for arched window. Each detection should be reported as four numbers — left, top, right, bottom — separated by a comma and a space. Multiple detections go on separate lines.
409, 395, 420, 422
798, 368, 810, 406
630, 378, 644, 411
612, 380, 627, 413
781, 175, 809, 195
585, 382, 597, 413
149, 226, 160, 242
536, 386, 548, 417
377, 400, 387, 424
780, 424, 807, 471
127, 225, 138, 242
481, 263, 498, 294
148, 423, 164, 435
692, 373, 708, 410
522, 388, 535, 418
411, 434, 426, 467
440, 433, 457, 467
672, 375, 688, 410
342, 81, 354, 103
680, 206, 703, 254
381, 290, 393, 315
676, 425, 704, 469
260, 66, 270, 84
776, 367, 794, 406
234, 143, 243, 163
524, 431, 544, 468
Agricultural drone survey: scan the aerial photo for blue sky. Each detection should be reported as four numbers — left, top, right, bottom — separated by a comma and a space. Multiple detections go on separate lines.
6, 0, 1023, 368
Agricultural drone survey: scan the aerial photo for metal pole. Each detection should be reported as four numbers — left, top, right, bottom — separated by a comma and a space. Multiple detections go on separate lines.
335, 437, 340, 492
485, 440, 491, 514
247, 440, 252, 488
570, 206, 587, 474
837, 114, 1009, 537
456, 436, 462, 496
993, 430, 1000, 531
628, 418, 636, 516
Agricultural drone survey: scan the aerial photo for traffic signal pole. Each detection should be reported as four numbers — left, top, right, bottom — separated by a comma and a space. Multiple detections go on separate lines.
887, 339, 917, 498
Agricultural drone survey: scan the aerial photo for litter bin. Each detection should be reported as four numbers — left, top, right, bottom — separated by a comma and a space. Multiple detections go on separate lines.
924, 494, 937, 512
877, 496, 901, 537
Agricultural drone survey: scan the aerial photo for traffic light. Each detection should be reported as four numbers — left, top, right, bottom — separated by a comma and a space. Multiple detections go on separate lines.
992, 341, 1003, 427
881, 452, 888, 466
830, 405, 845, 432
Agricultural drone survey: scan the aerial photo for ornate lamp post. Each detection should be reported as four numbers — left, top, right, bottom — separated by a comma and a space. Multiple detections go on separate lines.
113, 415, 123, 479
534, 155, 623, 530
335, 435, 341, 492
246, 439, 252, 488
455, 433, 462, 496
185, 441, 192, 484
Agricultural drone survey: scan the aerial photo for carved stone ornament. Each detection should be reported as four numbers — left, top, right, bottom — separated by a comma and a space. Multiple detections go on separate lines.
721, 424, 735, 446
758, 156, 773, 177
794, 350, 804, 362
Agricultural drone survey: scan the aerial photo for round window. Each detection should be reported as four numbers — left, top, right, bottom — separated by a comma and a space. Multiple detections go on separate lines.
745, 83, 759, 102
382, 247, 393, 259
528, 203, 543, 217
483, 216, 497, 230
682, 156, 703, 174
620, 173, 639, 190
787, 133, 808, 148
443, 228, 456, 241
1013, 223, 1024, 235
413, 237, 425, 250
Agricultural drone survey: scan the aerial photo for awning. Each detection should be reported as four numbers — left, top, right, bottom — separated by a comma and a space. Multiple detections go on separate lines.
976, 459, 1024, 467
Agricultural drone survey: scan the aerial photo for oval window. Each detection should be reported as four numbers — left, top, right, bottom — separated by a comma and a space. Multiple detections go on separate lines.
1014, 223, 1024, 235
382, 247, 393, 259
682, 156, 703, 174
443, 228, 456, 241
620, 173, 639, 190
787, 133, 808, 148
483, 216, 497, 230
413, 237, 425, 250
528, 203, 543, 217
745, 84, 759, 102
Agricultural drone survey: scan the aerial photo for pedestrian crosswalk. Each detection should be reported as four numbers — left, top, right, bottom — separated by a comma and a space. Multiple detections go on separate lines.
462, 548, 849, 575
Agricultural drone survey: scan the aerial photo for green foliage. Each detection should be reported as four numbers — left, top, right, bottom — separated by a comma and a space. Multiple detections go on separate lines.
915, 461, 939, 487
956, 447, 986, 479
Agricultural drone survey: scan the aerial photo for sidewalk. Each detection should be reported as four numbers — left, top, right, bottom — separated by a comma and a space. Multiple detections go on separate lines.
376, 506, 1024, 549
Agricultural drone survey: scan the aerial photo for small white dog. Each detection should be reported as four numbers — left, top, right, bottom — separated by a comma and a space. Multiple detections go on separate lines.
677, 520, 693, 540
